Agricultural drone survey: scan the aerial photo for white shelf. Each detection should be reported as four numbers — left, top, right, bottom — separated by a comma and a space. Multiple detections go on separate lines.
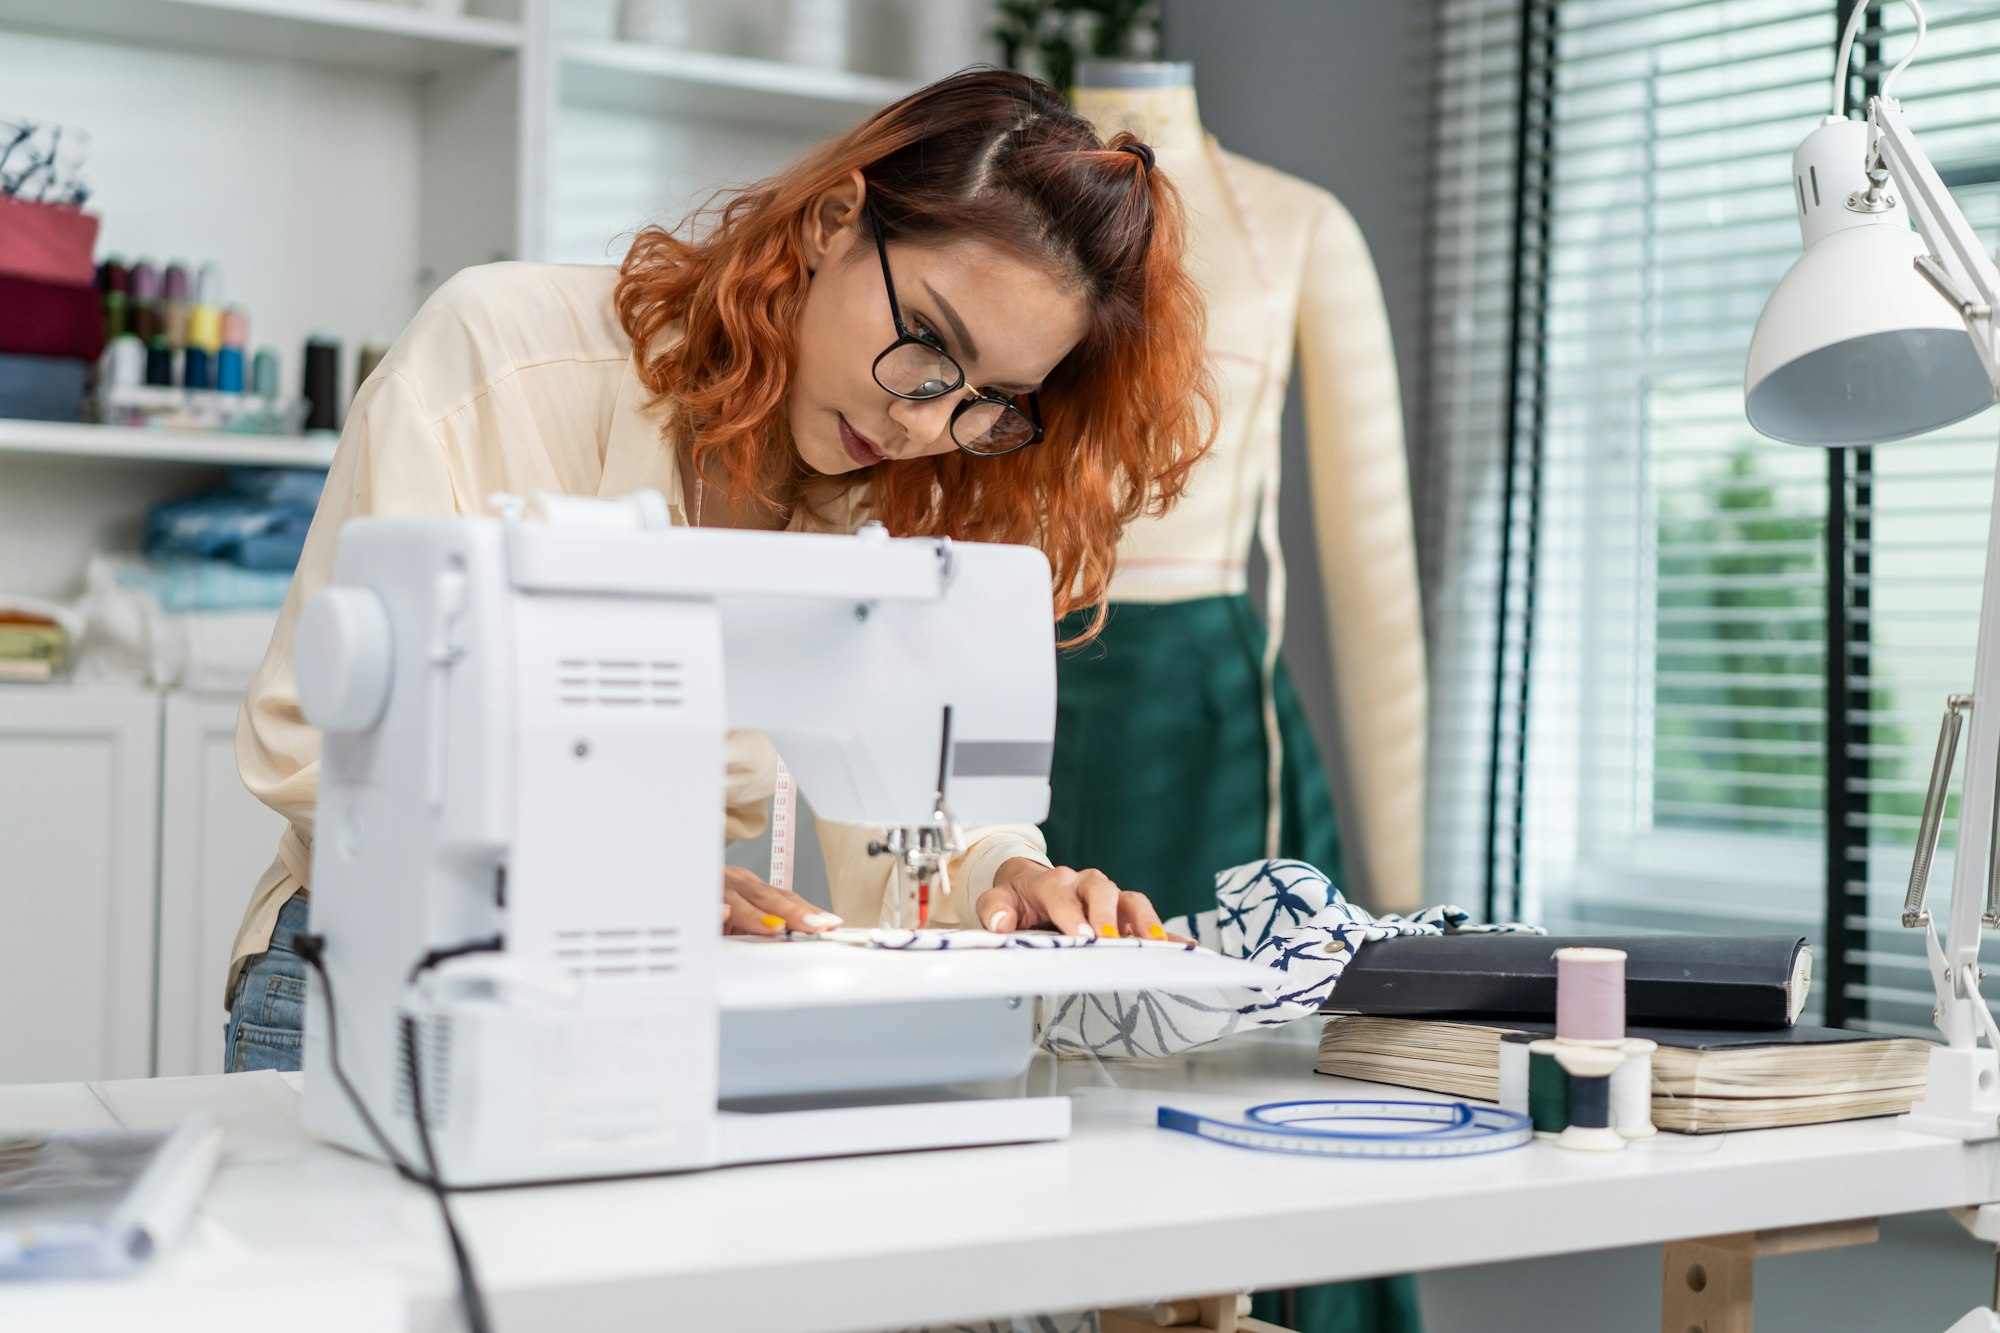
560, 39, 913, 130
0, 0, 522, 75
0, 420, 337, 469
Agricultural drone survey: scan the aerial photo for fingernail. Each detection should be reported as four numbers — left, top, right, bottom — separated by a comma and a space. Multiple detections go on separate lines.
1073, 924, 1095, 939
802, 912, 843, 929
760, 914, 785, 929
1148, 923, 1166, 940
986, 909, 1012, 931
1098, 923, 1118, 938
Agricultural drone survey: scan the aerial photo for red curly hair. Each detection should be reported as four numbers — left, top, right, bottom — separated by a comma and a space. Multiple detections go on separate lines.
614, 68, 1215, 642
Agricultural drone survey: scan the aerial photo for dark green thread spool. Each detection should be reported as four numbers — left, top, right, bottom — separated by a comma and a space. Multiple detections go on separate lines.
1528, 1046, 1570, 1134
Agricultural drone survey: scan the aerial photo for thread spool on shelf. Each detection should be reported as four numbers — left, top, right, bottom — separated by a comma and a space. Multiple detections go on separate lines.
303, 332, 341, 434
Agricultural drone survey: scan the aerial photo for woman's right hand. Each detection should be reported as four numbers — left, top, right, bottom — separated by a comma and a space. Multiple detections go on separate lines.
721, 865, 843, 935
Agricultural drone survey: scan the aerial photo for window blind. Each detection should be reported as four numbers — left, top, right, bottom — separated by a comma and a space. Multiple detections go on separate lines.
1421, 0, 2000, 1036
1422, 0, 1844, 1019
1840, 0, 2000, 1036
1523, 0, 1839, 966
1419, 0, 1532, 920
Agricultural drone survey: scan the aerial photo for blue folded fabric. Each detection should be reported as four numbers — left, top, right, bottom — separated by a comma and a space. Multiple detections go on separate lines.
117, 557, 296, 613
145, 468, 324, 572
0, 352, 86, 422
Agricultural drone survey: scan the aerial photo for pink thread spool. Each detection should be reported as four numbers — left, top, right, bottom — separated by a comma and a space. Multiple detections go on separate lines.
1554, 946, 1626, 1044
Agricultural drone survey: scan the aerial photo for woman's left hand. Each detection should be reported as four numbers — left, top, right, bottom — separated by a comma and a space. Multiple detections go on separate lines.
974, 858, 1191, 942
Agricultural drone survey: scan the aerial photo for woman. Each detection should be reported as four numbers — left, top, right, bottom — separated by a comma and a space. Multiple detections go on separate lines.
222, 69, 1216, 1073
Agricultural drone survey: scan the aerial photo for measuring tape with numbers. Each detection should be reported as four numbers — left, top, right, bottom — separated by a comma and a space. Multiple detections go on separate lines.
769, 759, 796, 892
1158, 1100, 1533, 1159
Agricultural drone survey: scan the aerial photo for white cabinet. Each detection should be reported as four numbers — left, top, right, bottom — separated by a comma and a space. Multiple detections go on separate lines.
0, 685, 160, 1084
155, 693, 289, 1078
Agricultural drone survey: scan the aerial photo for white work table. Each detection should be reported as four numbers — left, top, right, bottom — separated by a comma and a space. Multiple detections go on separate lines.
4, 1026, 1999, 1333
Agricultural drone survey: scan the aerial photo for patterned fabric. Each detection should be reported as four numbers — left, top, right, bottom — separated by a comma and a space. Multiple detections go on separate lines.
1042, 859, 1538, 1060
808, 927, 1196, 953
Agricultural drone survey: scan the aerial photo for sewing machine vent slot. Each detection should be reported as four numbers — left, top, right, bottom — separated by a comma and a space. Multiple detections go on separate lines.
555, 657, 684, 711
552, 926, 682, 977
393, 1015, 454, 1131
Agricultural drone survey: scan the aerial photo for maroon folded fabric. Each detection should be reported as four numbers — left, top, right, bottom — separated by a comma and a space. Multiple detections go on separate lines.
0, 272, 106, 360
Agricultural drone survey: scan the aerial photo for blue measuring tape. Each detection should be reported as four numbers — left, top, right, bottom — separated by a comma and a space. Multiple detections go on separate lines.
1158, 1099, 1533, 1158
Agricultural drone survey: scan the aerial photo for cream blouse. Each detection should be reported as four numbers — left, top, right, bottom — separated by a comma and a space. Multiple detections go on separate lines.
227, 261, 1052, 1003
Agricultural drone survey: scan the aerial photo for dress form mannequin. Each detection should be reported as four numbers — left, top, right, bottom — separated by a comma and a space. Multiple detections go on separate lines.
1065, 63, 1427, 916
1059, 58, 1426, 1333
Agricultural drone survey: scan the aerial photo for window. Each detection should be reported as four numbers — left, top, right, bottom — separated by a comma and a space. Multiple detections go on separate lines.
1421, 0, 2000, 1034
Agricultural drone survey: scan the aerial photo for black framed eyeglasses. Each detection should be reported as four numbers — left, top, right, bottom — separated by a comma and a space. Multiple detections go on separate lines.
869, 217, 1045, 457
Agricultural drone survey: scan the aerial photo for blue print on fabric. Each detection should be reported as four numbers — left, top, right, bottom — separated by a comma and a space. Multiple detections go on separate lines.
1040, 858, 1539, 1060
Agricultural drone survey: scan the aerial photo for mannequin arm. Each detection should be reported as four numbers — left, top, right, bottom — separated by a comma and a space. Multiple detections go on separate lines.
1296, 193, 1427, 913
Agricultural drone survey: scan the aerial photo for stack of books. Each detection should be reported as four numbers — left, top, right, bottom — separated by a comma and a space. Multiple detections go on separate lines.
1313, 933, 1932, 1133
1316, 1017, 1932, 1133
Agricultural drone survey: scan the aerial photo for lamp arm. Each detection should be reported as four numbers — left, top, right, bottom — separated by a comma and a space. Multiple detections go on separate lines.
1869, 95, 2000, 389
1864, 94, 2000, 1061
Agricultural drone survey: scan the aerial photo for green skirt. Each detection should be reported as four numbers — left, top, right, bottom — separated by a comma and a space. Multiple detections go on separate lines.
1042, 593, 1420, 1333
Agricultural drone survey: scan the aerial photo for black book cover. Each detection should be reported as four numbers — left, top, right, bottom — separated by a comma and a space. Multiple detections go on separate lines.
1485, 1020, 1887, 1050
1321, 933, 1809, 1027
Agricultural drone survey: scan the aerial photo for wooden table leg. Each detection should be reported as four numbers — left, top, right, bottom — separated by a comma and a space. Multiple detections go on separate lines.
1100, 1292, 1298, 1333
1662, 1232, 1756, 1333
1661, 1219, 1880, 1333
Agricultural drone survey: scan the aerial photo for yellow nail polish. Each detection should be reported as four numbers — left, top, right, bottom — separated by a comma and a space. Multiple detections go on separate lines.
1148, 924, 1166, 940
761, 914, 785, 929
1098, 923, 1118, 938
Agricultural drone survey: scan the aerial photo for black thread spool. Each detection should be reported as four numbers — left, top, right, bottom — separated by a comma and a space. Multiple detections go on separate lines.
1568, 1074, 1612, 1130
302, 332, 341, 433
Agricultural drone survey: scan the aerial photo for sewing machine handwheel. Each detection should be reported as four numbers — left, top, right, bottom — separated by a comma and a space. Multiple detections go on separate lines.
297, 588, 394, 734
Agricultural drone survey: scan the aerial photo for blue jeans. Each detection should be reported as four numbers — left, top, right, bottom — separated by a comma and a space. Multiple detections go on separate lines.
223, 892, 309, 1073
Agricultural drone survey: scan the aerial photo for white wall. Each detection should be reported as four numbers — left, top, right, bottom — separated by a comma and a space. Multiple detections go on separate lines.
0, 28, 427, 413
547, 106, 808, 264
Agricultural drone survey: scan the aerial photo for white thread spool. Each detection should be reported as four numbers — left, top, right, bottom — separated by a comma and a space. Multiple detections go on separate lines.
101, 333, 145, 390
1612, 1037, 1657, 1139
1554, 946, 1627, 1045
1497, 1033, 1532, 1115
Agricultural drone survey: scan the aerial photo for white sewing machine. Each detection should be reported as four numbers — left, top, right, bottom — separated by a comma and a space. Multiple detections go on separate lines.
291, 491, 1272, 1187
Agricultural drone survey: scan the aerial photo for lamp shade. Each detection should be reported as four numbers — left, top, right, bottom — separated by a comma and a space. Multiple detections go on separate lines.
1746, 224, 1991, 446
1745, 116, 1993, 447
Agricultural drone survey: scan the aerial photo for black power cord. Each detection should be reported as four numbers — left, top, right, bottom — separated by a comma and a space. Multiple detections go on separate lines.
402, 1013, 492, 1333
295, 932, 496, 1333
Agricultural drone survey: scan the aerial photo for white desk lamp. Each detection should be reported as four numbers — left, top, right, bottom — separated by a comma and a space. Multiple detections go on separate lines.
1746, 0, 2000, 1146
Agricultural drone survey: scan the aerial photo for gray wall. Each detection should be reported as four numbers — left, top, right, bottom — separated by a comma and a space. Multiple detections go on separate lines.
1418, 1209, 1996, 1332
1161, 1, 1431, 904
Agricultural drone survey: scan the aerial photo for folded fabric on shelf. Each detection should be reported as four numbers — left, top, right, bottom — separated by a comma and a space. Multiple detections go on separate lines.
0, 196, 100, 286
0, 611, 66, 681
69, 555, 278, 693
145, 468, 325, 572
0, 592, 83, 640
0, 351, 86, 422
0, 595, 81, 683
116, 557, 295, 614
0, 272, 105, 360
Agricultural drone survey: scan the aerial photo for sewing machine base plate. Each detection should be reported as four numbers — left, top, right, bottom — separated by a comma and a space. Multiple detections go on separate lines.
714, 1092, 1071, 1166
